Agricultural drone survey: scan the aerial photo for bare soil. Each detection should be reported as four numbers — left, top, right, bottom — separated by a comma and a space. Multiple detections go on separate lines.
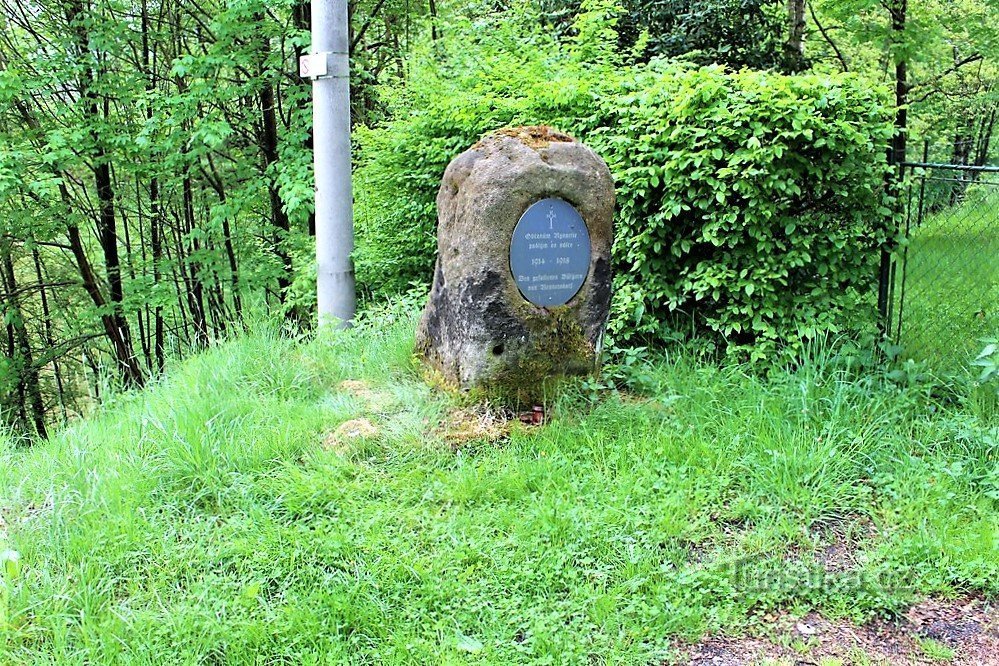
678, 596, 999, 665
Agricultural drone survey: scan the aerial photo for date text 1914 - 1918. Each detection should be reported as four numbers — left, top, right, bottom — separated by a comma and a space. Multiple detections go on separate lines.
509, 197, 591, 307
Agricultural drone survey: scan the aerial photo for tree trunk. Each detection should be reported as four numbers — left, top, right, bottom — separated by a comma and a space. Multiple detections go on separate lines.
950, 115, 975, 203
66, 220, 145, 386
973, 108, 995, 168
164, 217, 192, 348
203, 156, 243, 321
140, 0, 165, 372
3, 316, 28, 433
428, 0, 440, 42
890, 0, 908, 167
0, 241, 48, 439
65, 0, 144, 387
32, 247, 68, 425
181, 170, 209, 345
150, 171, 166, 372
783, 0, 806, 71
293, 2, 317, 238
879, 0, 908, 327
254, 12, 297, 322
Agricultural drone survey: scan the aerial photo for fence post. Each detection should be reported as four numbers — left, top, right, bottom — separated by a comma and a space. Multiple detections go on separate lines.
877, 147, 898, 333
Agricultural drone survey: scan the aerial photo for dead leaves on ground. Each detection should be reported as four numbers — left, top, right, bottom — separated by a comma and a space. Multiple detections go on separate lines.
322, 379, 546, 456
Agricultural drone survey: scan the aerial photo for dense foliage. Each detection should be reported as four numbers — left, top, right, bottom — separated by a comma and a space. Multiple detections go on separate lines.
355, 12, 895, 359
0, 0, 424, 436
622, 0, 798, 70
537, 0, 798, 71
603, 67, 894, 357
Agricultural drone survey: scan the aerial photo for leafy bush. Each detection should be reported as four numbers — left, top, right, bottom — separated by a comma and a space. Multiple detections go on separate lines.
352, 0, 626, 296
604, 64, 895, 358
354, 7, 895, 359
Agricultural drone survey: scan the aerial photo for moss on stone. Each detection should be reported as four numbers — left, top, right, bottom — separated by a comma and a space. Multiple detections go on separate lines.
417, 306, 597, 406
484, 307, 596, 405
473, 125, 575, 151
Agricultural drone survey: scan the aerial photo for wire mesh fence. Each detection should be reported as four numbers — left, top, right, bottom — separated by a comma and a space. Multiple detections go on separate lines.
883, 162, 999, 369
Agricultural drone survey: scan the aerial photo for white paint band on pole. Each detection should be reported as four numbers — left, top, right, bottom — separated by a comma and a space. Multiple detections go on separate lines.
310, 0, 356, 328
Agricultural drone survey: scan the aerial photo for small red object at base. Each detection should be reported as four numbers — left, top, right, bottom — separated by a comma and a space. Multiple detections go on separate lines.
518, 406, 547, 426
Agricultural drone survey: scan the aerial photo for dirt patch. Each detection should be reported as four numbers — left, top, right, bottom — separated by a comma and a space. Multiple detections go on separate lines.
1, 497, 53, 533
677, 596, 999, 665
338, 379, 395, 412
907, 596, 999, 657
323, 418, 380, 455
339, 379, 373, 396
437, 405, 515, 450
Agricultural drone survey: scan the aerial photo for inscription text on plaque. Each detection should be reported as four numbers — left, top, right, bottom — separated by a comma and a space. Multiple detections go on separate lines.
509, 198, 591, 307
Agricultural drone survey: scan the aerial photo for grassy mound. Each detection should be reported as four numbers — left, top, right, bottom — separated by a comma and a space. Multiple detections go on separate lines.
1, 312, 997, 663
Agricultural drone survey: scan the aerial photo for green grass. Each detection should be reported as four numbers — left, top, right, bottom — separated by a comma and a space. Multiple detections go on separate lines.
915, 636, 956, 662
894, 186, 999, 367
1, 310, 997, 664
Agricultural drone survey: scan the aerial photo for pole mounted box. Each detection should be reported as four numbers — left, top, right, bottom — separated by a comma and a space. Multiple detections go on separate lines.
299, 52, 329, 79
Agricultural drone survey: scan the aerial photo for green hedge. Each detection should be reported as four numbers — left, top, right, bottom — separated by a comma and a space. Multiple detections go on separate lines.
355, 36, 894, 359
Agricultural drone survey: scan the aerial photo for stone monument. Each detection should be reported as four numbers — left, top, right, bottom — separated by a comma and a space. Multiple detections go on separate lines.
416, 126, 615, 402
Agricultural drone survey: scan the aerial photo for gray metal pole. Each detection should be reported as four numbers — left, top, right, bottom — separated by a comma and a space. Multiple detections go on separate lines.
312, 0, 356, 327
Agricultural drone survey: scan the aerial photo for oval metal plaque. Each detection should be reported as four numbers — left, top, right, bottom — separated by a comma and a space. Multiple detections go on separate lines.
510, 198, 591, 307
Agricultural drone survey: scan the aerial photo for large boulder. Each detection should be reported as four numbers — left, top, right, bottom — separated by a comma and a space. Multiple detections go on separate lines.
415, 126, 615, 402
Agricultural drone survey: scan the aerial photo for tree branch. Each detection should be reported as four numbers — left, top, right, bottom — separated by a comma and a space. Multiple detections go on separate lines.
909, 53, 984, 104
351, 0, 390, 54
808, 3, 848, 72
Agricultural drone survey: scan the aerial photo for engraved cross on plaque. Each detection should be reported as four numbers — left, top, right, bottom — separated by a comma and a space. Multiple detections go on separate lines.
547, 207, 556, 230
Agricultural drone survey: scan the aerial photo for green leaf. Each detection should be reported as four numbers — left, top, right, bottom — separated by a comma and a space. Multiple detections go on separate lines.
0, 550, 19, 582
456, 634, 484, 653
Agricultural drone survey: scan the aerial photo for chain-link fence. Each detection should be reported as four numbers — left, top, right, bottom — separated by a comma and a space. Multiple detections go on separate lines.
881, 161, 999, 368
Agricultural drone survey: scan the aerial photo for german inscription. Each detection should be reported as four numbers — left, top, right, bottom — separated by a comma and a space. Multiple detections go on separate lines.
510, 197, 591, 307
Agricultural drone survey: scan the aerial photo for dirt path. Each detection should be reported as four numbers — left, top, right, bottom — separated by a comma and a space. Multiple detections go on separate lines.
679, 596, 999, 665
